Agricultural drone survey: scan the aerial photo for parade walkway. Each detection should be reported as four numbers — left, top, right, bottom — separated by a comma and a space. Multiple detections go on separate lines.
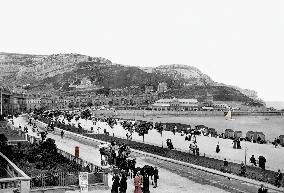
68, 117, 284, 171
14, 116, 230, 193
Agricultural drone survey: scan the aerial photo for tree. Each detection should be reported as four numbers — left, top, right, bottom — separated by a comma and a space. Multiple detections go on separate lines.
156, 123, 164, 147
136, 123, 149, 142
0, 134, 8, 147
87, 102, 93, 108
39, 138, 57, 154
81, 109, 91, 120
156, 123, 163, 137
68, 103, 74, 109
75, 116, 80, 122
0, 114, 5, 121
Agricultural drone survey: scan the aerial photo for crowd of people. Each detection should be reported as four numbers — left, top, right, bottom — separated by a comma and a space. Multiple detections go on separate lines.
111, 165, 159, 193
98, 139, 161, 193
23, 110, 284, 190
99, 140, 131, 170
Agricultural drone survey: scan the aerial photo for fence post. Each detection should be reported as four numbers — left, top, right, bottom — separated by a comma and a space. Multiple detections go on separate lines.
20, 179, 30, 193
102, 172, 108, 187
90, 163, 94, 173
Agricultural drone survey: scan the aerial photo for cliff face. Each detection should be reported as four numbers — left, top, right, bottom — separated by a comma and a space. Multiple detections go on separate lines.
0, 52, 261, 104
142, 64, 215, 86
0, 53, 111, 88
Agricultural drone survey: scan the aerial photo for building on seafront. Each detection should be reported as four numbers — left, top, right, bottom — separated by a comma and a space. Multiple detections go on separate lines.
26, 94, 41, 112
152, 98, 199, 111
1, 88, 27, 115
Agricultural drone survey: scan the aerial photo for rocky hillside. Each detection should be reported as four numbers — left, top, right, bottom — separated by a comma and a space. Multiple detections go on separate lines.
142, 64, 215, 86
0, 52, 262, 105
0, 52, 111, 86
144, 65, 259, 99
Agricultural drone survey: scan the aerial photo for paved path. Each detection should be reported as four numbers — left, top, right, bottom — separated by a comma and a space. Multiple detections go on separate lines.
64, 116, 284, 171
15, 116, 230, 193
15, 116, 284, 193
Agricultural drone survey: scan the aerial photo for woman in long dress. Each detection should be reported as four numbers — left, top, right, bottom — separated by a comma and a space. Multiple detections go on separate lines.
134, 172, 143, 193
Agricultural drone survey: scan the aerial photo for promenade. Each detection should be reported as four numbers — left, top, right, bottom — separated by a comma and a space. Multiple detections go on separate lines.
14, 116, 229, 193
62, 116, 284, 171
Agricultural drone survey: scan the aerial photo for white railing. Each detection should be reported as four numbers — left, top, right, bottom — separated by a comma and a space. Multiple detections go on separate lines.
0, 152, 31, 193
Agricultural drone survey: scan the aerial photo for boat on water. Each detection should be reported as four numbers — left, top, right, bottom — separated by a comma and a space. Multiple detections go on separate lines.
225, 109, 235, 120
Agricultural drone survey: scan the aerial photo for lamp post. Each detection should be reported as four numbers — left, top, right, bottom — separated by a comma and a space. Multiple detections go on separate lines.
245, 146, 248, 166
0, 87, 2, 115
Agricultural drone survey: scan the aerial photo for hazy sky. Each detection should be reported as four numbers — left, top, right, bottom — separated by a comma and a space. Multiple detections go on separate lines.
0, 0, 283, 101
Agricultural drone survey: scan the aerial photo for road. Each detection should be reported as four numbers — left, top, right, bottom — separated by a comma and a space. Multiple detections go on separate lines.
14, 116, 283, 193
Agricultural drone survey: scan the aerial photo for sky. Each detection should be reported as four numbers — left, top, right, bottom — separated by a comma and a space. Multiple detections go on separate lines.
0, 0, 284, 101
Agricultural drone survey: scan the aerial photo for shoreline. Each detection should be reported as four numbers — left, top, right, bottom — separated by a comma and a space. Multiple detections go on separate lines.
91, 110, 284, 142
92, 109, 284, 117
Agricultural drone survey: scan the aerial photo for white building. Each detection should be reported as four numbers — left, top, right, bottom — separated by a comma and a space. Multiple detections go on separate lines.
152, 98, 198, 111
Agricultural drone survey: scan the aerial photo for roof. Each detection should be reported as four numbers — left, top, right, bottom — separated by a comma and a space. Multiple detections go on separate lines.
196, 125, 207, 127
178, 99, 198, 103
155, 98, 198, 104
254, 132, 265, 135
152, 103, 170, 107
156, 99, 175, 103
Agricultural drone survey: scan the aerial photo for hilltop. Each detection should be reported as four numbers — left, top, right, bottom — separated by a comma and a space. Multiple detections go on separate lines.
0, 52, 263, 106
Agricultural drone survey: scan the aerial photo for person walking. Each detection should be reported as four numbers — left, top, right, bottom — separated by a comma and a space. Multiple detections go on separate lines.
223, 158, 229, 173
216, 143, 220, 153
275, 169, 283, 188
153, 166, 159, 188
258, 156, 266, 170
60, 130, 64, 139
250, 155, 257, 166
274, 138, 278, 148
119, 172, 127, 193
134, 172, 143, 193
240, 161, 246, 176
111, 173, 120, 193
142, 173, 150, 193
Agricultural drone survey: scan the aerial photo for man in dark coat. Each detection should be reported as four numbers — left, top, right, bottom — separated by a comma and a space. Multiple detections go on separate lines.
216, 144, 220, 153
119, 173, 127, 193
143, 173, 150, 193
250, 155, 257, 166
111, 173, 120, 193
258, 156, 266, 170
153, 166, 159, 188
60, 130, 64, 139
